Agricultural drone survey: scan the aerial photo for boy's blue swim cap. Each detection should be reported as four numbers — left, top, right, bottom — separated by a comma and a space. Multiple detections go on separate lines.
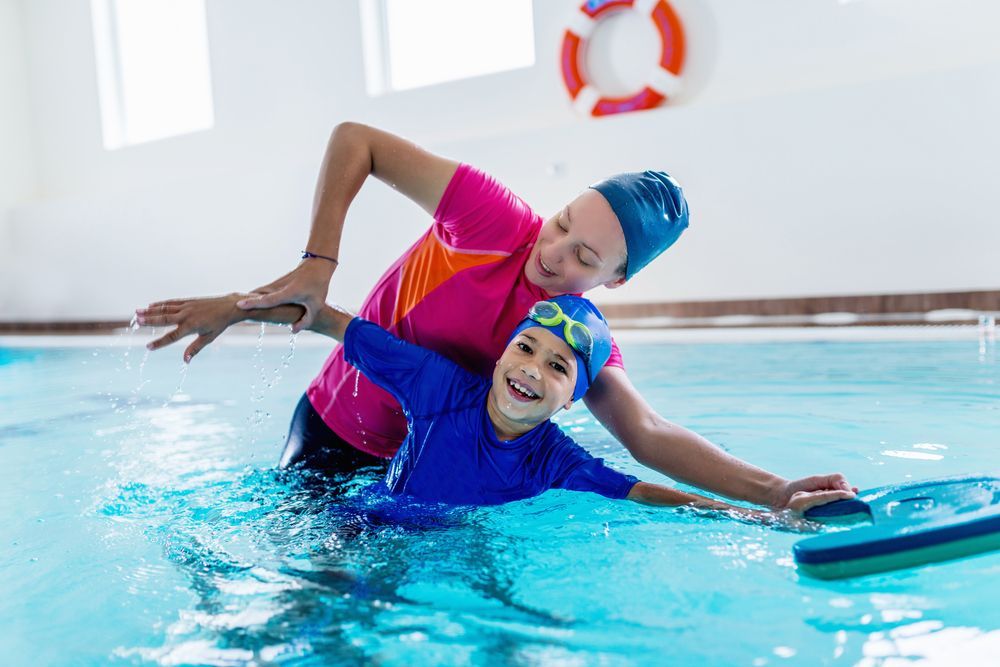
507, 295, 612, 401
589, 171, 689, 280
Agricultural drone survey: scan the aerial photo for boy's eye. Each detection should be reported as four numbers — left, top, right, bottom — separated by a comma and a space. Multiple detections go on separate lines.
550, 362, 567, 375
517, 342, 532, 354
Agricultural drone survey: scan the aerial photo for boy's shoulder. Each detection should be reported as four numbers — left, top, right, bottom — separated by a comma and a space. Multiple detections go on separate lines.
526, 418, 577, 452
344, 317, 486, 414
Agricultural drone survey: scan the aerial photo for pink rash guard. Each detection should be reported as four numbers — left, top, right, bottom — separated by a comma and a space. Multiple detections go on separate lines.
306, 164, 625, 458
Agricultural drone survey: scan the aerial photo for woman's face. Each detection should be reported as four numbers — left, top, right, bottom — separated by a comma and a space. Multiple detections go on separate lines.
525, 189, 628, 295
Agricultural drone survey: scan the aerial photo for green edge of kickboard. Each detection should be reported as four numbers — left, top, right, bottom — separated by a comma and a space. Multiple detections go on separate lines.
797, 531, 1000, 580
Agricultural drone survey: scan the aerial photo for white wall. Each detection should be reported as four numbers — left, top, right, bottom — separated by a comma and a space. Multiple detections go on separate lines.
0, 0, 36, 312
4, 0, 1000, 319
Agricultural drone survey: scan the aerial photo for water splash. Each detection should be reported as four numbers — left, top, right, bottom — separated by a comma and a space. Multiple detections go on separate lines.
133, 328, 153, 398
978, 313, 996, 361
249, 323, 267, 404
264, 331, 298, 391
122, 314, 140, 372
246, 324, 270, 445
164, 361, 189, 406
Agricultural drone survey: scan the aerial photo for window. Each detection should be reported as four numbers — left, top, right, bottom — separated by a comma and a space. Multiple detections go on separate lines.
360, 0, 535, 95
90, 0, 214, 149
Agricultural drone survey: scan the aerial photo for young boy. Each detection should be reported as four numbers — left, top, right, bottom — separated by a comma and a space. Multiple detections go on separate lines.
136, 292, 850, 519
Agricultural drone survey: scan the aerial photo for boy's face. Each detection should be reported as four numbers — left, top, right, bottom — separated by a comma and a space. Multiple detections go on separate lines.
525, 189, 628, 295
489, 327, 579, 428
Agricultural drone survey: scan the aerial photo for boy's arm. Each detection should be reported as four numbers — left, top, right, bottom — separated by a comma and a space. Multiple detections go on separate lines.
627, 480, 854, 527
628, 482, 767, 522
137, 293, 353, 361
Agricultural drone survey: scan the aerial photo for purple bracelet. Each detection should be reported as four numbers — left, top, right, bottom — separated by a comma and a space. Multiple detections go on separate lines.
301, 250, 339, 265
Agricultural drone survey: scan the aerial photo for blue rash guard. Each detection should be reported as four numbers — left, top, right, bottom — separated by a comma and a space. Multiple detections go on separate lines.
342, 318, 639, 506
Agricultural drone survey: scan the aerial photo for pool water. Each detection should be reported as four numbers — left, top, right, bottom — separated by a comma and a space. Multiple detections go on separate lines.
1, 330, 998, 666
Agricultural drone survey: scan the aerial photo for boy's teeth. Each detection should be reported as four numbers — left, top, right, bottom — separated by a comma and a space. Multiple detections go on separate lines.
509, 379, 538, 399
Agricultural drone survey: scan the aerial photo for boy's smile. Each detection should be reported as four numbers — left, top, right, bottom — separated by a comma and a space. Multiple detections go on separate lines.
487, 327, 578, 441
505, 376, 540, 402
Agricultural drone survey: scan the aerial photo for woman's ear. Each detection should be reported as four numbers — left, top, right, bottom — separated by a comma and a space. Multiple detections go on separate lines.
602, 275, 627, 290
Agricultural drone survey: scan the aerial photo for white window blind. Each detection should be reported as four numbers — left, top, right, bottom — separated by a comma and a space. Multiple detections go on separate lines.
91, 0, 214, 149
361, 0, 535, 95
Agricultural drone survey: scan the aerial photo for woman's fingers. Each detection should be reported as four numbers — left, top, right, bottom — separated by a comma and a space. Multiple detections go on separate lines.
790, 489, 855, 513
237, 288, 291, 310
827, 473, 852, 491
813, 473, 843, 490
796, 472, 851, 493
289, 305, 317, 334
242, 262, 335, 311
248, 268, 299, 296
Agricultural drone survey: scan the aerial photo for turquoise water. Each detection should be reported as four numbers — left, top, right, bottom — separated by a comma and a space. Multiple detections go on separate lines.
1, 331, 998, 666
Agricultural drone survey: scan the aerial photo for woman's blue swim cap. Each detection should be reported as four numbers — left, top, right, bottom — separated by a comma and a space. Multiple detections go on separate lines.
507, 295, 612, 401
590, 170, 689, 280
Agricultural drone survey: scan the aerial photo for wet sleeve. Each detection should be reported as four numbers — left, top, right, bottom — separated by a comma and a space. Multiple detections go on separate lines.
548, 436, 639, 500
432, 163, 541, 252
342, 318, 462, 415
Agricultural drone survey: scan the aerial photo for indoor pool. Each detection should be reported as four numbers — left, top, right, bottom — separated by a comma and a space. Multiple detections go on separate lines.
1, 327, 998, 666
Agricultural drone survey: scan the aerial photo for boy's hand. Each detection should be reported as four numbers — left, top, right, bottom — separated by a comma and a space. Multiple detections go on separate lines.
771, 473, 859, 512
136, 293, 244, 362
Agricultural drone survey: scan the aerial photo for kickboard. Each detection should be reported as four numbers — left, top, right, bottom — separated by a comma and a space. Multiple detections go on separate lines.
794, 474, 1000, 579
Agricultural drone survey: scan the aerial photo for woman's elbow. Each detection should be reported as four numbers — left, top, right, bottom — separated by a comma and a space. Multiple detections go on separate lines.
616, 417, 662, 467
331, 120, 370, 142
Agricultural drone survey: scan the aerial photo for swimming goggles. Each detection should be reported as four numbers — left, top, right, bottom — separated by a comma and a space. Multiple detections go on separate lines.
527, 300, 595, 378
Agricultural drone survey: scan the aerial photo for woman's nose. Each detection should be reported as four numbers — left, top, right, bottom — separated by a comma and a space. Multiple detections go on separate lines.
550, 240, 567, 265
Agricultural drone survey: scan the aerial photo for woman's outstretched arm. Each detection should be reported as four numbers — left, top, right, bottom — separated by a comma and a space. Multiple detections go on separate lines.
586, 366, 859, 511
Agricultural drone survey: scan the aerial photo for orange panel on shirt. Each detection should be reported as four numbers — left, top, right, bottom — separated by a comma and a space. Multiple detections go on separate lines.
392, 232, 508, 326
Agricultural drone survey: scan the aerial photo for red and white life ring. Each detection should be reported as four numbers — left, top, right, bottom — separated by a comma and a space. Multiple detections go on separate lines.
560, 0, 686, 117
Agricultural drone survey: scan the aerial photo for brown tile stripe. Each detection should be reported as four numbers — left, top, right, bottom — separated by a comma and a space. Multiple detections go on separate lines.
0, 290, 997, 334
598, 289, 1000, 321
0, 320, 296, 335
0, 320, 132, 334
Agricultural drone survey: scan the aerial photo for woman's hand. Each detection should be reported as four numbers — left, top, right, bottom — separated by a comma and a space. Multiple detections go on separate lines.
136, 293, 245, 362
770, 473, 859, 512
235, 259, 335, 333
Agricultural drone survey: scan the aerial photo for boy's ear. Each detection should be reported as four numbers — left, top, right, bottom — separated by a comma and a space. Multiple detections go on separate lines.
602, 276, 627, 290
561, 399, 575, 411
